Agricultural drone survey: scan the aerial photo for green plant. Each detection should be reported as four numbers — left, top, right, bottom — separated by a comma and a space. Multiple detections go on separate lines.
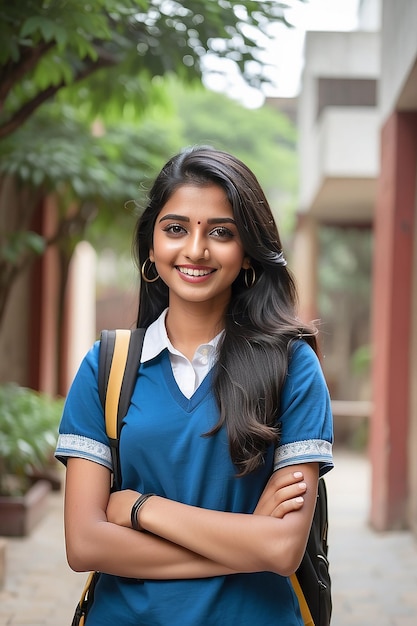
0, 383, 63, 495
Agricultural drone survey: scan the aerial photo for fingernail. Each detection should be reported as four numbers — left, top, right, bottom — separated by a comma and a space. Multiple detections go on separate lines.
295, 497, 304, 503
298, 482, 306, 489
293, 472, 303, 478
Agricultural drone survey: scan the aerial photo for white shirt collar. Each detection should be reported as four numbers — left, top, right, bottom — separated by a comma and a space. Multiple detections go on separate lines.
141, 308, 223, 363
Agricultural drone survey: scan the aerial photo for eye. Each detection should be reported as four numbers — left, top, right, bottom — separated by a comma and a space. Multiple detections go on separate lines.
163, 223, 187, 236
209, 226, 234, 239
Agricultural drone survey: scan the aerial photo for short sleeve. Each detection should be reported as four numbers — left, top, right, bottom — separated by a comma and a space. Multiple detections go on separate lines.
54, 341, 112, 470
273, 341, 333, 476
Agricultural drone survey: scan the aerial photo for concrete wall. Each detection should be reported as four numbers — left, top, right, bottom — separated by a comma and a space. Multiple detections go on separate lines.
298, 31, 380, 213
380, 0, 417, 122
303, 31, 380, 78
318, 108, 379, 177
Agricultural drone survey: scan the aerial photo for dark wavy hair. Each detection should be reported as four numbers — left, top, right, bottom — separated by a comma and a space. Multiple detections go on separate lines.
133, 146, 318, 476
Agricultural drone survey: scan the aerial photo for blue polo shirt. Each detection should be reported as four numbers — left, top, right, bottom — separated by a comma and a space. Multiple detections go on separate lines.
56, 340, 333, 625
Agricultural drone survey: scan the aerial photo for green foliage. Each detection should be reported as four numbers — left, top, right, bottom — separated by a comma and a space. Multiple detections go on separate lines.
0, 102, 172, 203
0, 103, 172, 300
0, 230, 45, 264
0, 383, 64, 495
0, 0, 295, 138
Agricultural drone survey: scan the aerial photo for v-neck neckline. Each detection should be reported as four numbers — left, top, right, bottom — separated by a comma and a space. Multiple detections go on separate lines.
160, 350, 213, 412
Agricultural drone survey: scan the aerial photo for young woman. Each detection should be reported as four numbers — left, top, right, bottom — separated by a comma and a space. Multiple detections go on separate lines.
56, 146, 333, 625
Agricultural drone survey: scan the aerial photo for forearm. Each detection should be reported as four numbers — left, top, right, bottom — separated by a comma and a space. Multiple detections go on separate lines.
64, 458, 235, 580
67, 519, 236, 579
105, 465, 316, 577
139, 497, 300, 575
66, 458, 313, 579
134, 465, 317, 576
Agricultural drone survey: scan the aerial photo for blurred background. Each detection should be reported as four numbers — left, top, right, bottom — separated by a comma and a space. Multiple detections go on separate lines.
0, 0, 416, 550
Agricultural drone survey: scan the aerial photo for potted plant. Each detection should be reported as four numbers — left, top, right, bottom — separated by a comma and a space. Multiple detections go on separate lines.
0, 383, 64, 536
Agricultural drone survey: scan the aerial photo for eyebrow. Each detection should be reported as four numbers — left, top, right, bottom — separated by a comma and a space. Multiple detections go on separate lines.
159, 214, 236, 225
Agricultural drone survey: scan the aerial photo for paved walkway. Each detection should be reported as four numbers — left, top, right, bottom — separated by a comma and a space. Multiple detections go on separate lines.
1, 449, 417, 625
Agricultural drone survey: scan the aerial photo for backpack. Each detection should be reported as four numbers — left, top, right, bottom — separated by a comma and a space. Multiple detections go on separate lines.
71, 328, 145, 626
73, 328, 332, 626
290, 477, 332, 626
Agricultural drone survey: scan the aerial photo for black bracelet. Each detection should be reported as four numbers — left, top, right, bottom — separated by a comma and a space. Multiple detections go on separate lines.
131, 493, 156, 531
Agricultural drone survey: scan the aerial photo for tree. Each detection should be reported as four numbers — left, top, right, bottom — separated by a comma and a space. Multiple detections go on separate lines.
0, 101, 179, 325
0, 0, 294, 139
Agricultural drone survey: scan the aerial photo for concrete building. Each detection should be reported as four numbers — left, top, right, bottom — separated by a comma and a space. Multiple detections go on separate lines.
294, 0, 417, 535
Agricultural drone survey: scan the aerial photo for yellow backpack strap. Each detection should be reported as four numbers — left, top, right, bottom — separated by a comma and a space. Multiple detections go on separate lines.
104, 329, 131, 439
290, 574, 315, 626
98, 328, 145, 490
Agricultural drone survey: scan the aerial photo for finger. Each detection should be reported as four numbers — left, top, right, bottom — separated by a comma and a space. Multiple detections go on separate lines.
254, 480, 306, 516
268, 470, 305, 492
272, 481, 307, 507
271, 496, 305, 519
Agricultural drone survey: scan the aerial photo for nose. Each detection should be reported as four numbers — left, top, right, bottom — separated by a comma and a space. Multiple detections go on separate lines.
185, 231, 209, 261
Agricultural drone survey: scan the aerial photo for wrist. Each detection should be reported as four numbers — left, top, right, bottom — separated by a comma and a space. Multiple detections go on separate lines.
131, 493, 156, 531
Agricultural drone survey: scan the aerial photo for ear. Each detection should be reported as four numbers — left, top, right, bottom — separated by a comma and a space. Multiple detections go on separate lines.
242, 256, 251, 270
149, 249, 155, 262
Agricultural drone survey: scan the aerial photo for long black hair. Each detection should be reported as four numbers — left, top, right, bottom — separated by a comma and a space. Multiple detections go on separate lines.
133, 146, 318, 475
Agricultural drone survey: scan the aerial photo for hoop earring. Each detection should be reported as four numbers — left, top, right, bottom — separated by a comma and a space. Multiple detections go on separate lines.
244, 266, 256, 288
141, 258, 160, 283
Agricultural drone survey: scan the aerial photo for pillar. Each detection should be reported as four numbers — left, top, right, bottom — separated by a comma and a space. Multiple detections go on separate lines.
369, 111, 417, 530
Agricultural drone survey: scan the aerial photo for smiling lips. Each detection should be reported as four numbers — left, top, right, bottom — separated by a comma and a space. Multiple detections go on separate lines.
176, 266, 215, 278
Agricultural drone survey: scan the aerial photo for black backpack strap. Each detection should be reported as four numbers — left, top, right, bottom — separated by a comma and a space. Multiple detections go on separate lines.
117, 328, 146, 430
98, 330, 115, 407
293, 476, 332, 626
98, 328, 145, 490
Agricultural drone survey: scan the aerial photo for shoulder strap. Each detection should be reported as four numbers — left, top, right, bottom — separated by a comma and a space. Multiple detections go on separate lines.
290, 573, 314, 626
98, 328, 146, 490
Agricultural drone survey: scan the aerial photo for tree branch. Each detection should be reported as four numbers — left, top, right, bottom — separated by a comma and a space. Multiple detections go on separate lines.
0, 41, 55, 105
0, 52, 117, 140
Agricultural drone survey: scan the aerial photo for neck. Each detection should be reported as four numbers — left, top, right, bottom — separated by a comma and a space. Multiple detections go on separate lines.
165, 300, 226, 360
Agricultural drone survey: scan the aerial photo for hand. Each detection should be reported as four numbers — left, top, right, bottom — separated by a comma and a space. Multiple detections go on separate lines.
253, 470, 306, 518
106, 489, 140, 528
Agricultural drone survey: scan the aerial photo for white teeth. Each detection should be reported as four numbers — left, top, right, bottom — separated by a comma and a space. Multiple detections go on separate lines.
178, 267, 212, 276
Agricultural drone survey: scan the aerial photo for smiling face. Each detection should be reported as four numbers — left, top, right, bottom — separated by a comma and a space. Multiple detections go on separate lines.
149, 184, 250, 311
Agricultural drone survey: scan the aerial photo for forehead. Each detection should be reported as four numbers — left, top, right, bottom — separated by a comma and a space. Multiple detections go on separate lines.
159, 184, 233, 218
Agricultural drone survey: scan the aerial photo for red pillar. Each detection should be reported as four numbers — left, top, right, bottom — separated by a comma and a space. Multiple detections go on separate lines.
28, 196, 60, 396
369, 112, 417, 530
